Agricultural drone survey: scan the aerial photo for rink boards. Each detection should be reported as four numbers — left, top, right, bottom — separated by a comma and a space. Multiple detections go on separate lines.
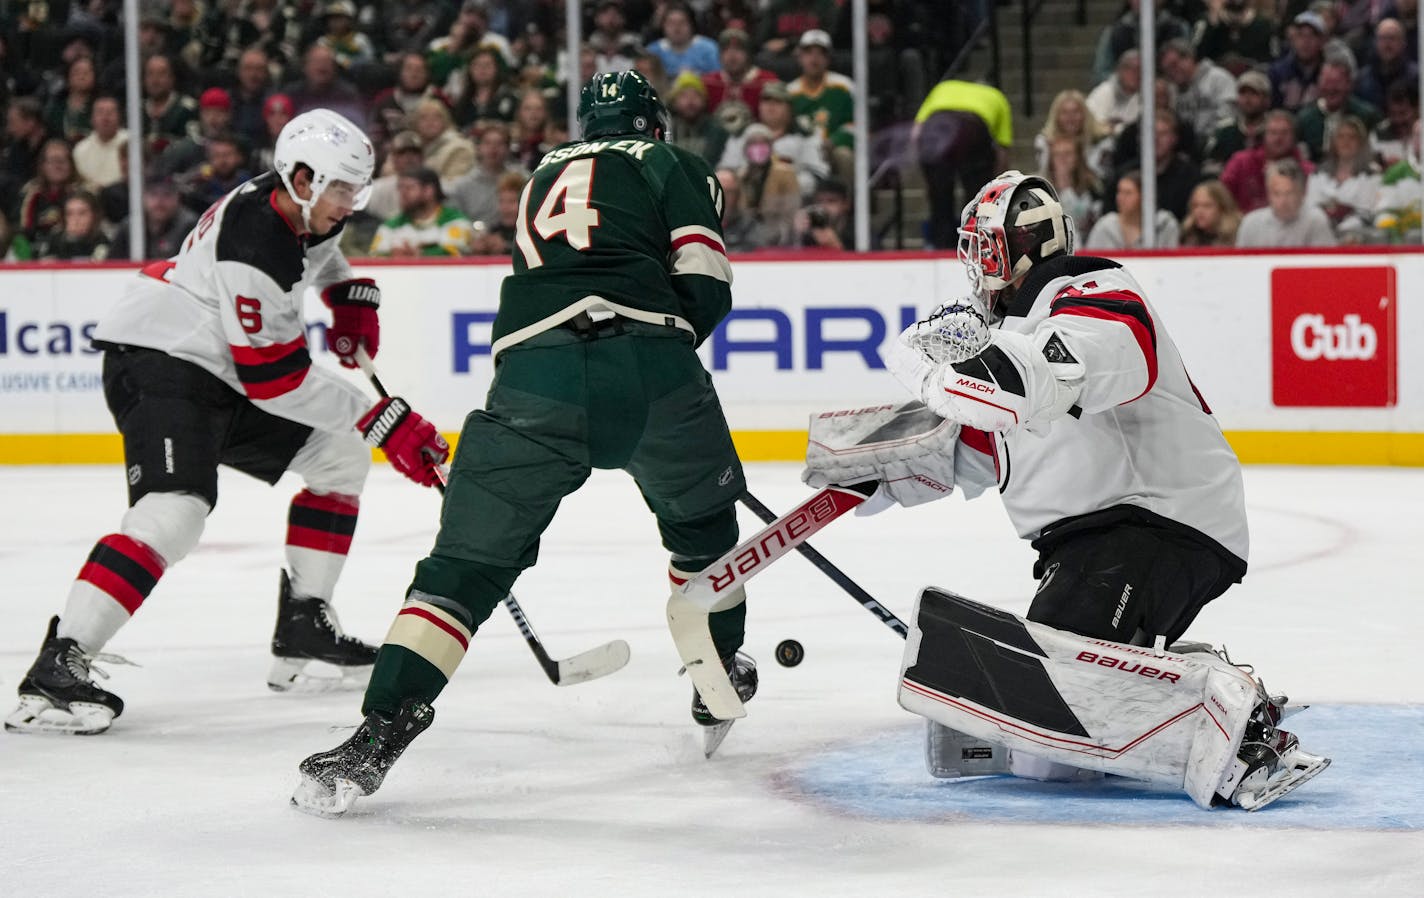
2, 248, 1423, 465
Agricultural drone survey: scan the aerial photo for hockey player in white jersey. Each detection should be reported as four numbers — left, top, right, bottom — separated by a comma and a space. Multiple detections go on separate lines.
805, 170, 1328, 809
6, 110, 451, 735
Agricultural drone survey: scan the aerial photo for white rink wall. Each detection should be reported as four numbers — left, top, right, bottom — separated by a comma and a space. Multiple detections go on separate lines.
1, 249, 1421, 463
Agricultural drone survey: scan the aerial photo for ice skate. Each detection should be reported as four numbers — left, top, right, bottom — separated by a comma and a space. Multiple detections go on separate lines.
1222, 713, 1331, 811
291, 699, 434, 818
691, 651, 758, 758
267, 570, 378, 692
5, 616, 128, 735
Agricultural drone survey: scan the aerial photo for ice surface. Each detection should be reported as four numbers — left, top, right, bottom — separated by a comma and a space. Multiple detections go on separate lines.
1, 464, 1420, 897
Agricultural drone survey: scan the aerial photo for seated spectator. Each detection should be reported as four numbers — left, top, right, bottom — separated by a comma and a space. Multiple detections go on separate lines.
471, 171, 527, 254
1041, 136, 1104, 237
798, 178, 853, 250
110, 178, 197, 260
1375, 120, 1422, 228
1179, 179, 1242, 246
367, 131, 427, 222
450, 47, 518, 129
1204, 69, 1272, 174
715, 166, 767, 252
1222, 109, 1314, 211
156, 88, 237, 179
445, 120, 526, 227
704, 27, 780, 136
788, 29, 855, 184
1237, 157, 1337, 246
72, 96, 127, 190
215, 0, 303, 75
1372, 79, 1419, 168
1160, 38, 1238, 141
634, 48, 672, 99
1194, 0, 1279, 75
1297, 58, 1380, 161
44, 55, 98, 144
509, 89, 552, 172
668, 72, 729, 166
428, 0, 516, 89
754, 0, 843, 79
1306, 115, 1381, 231
647, 2, 721, 77
718, 81, 828, 196
315, 0, 375, 71
369, 167, 476, 256
179, 134, 252, 213
1312, 1, 1360, 73
1147, 108, 1204, 220
590, 0, 640, 72
1109, 78, 1197, 173
1034, 89, 1113, 180
1085, 169, 1181, 249
1086, 50, 1143, 135
281, 44, 364, 123
372, 53, 447, 145
142, 54, 198, 159
732, 123, 801, 246
19, 139, 89, 244
1355, 18, 1417, 110
3, 98, 50, 212
231, 48, 274, 152
1271, 12, 1328, 112
253, 93, 294, 172
36, 190, 110, 261
411, 98, 476, 180
1092, 0, 1191, 85
375, 0, 452, 66
911, 78, 1012, 249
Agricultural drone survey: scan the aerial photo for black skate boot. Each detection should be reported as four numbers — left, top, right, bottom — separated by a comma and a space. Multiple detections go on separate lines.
691, 650, 758, 757
5, 616, 126, 735
291, 699, 434, 817
267, 570, 378, 692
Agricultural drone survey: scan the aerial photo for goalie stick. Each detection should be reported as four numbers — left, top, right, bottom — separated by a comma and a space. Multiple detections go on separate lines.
353, 348, 630, 686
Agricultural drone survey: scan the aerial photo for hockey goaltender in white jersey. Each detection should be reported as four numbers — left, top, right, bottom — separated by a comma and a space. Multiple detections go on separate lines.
6, 110, 450, 737
805, 170, 1328, 810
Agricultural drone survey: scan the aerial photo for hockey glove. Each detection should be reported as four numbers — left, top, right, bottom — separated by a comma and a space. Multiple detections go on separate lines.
357, 398, 449, 487
322, 278, 381, 369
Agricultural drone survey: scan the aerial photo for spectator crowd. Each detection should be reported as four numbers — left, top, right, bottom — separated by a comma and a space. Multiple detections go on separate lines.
0, 0, 960, 261
1028, 0, 1424, 250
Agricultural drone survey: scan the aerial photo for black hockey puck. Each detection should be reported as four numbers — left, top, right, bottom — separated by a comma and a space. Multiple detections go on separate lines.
775, 639, 805, 667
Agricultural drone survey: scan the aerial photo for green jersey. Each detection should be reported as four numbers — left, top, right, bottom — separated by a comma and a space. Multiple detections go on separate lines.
491, 136, 733, 358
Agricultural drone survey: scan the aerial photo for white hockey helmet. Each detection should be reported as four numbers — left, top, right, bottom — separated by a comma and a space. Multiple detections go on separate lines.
273, 109, 375, 228
958, 170, 1075, 295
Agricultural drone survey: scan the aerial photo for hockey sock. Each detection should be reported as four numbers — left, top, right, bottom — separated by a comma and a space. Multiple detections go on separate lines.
59, 534, 167, 651
363, 553, 511, 715
285, 490, 358, 600
671, 560, 747, 659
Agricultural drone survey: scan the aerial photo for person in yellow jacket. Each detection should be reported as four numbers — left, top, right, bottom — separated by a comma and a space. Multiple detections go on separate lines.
913, 79, 1012, 250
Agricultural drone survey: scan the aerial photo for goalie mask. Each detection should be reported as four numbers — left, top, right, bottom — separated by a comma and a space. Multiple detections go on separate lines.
958, 171, 1075, 296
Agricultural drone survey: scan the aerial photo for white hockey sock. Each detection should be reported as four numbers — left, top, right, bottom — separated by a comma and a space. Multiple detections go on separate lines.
285, 490, 359, 600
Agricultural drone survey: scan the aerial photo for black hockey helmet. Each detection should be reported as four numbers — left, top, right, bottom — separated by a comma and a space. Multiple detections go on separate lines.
958, 171, 1075, 294
577, 70, 670, 140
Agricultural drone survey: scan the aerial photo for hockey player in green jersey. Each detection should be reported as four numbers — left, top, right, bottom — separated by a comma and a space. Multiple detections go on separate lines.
293, 71, 755, 816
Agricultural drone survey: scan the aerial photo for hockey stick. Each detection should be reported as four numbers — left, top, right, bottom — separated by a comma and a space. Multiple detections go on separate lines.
352, 347, 630, 686
737, 491, 908, 638
668, 481, 877, 720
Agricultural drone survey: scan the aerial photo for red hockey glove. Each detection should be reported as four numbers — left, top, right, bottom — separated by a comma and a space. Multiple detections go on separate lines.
321, 278, 381, 369
357, 397, 450, 487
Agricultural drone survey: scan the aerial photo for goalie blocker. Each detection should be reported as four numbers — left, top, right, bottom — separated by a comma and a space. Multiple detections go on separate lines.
899, 587, 1330, 810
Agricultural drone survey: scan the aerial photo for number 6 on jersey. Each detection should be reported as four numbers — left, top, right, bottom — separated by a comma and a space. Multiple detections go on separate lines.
516, 158, 601, 268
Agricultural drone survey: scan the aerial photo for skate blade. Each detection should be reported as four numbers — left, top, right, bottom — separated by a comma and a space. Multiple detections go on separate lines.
267, 658, 373, 694
1238, 752, 1332, 811
702, 720, 735, 758
4, 695, 115, 736
291, 774, 364, 818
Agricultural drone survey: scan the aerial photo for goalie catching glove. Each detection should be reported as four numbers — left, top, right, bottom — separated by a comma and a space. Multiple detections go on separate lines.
357, 397, 449, 487
322, 278, 381, 369
802, 401, 959, 513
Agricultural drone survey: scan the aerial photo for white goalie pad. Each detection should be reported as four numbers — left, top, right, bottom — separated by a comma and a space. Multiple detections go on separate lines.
897, 587, 1262, 809
802, 401, 959, 510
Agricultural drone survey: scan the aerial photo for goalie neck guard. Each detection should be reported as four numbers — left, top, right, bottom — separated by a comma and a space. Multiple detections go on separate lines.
958, 171, 1075, 298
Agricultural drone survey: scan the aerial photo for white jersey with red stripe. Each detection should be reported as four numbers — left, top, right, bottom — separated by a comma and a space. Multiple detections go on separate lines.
948, 254, 1248, 566
92, 171, 370, 433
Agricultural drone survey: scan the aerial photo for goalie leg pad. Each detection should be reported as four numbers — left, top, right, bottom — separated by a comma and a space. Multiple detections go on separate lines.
898, 587, 1260, 808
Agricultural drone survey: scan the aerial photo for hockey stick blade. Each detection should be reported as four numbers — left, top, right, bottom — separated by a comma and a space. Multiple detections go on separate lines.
502, 594, 630, 686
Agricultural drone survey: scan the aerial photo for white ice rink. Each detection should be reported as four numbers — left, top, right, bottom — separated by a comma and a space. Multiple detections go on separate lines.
1, 463, 1420, 897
